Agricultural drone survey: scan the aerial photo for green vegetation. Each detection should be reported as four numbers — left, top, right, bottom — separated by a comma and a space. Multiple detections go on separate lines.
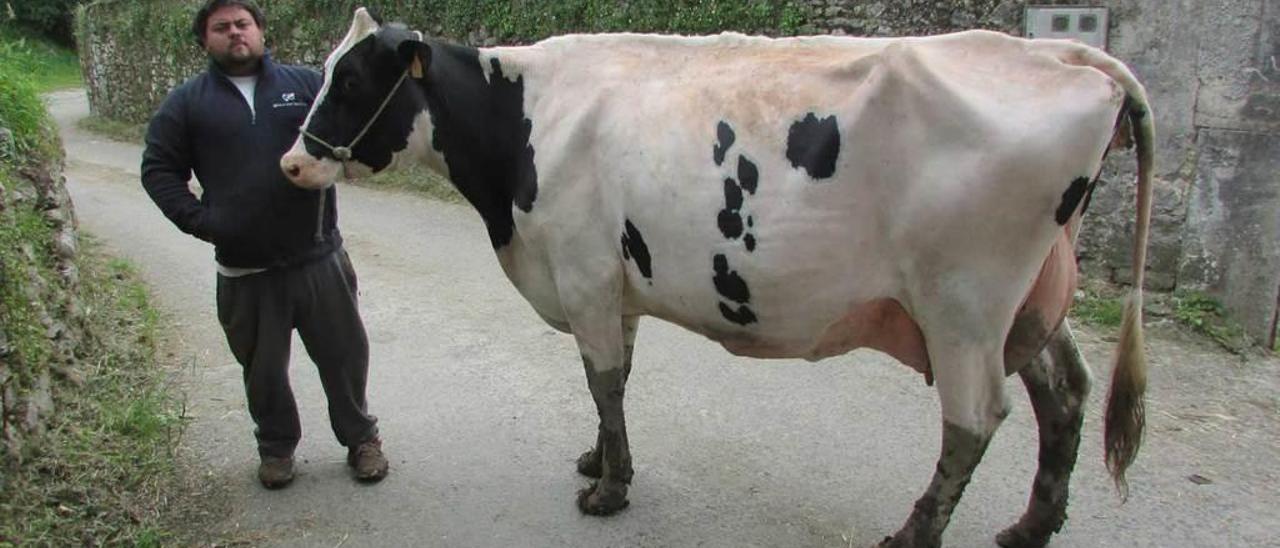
1071, 284, 1125, 329
0, 25, 82, 93
0, 172, 56, 371
75, 0, 815, 122
7, 0, 81, 46
380, 0, 811, 40
0, 42, 60, 162
0, 242, 192, 546
360, 163, 465, 203
1071, 279, 1255, 353
1169, 289, 1252, 353
77, 114, 146, 144
0, 28, 205, 545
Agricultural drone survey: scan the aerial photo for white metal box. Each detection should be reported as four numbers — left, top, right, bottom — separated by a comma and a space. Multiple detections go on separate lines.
1024, 6, 1109, 50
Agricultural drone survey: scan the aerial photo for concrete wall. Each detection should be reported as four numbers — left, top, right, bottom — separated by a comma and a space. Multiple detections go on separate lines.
77, 0, 1280, 343
1179, 0, 1280, 344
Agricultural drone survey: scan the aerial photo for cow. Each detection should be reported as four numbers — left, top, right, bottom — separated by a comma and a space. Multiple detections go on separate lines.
281, 8, 1153, 547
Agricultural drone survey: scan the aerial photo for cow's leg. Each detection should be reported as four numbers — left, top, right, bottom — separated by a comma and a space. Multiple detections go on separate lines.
577, 315, 639, 481
998, 320, 1092, 548
566, 290, 633, 516
882, 324, 1010, 548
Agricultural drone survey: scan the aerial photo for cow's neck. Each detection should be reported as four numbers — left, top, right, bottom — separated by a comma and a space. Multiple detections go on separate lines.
419, 42, 537, 250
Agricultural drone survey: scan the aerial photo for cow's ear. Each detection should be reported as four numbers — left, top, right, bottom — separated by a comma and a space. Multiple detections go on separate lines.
398, 39, 432, 80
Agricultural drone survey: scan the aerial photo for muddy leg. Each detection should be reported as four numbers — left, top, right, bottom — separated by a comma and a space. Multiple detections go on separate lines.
998, 321, 1092, 548
578, 316, 638, 481
882, 336, 1009, 548
573, 313, 635, 515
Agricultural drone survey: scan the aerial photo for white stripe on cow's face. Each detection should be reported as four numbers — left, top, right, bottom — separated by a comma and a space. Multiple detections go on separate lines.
282, 8, 380, 189
299, 8, 379, 143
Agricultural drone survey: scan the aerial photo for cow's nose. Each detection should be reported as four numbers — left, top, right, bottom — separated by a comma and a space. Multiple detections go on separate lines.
281, 157, 302, 180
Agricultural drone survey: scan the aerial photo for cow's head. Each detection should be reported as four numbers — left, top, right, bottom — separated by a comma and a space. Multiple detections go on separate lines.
281, 8, 434, 189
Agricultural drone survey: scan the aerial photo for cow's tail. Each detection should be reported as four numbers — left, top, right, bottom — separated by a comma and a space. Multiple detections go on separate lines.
1073, 45, 1154, 501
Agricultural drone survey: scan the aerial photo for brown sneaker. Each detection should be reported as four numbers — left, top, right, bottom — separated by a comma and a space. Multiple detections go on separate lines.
348, 437, 389, 483
258, 456, 295, 489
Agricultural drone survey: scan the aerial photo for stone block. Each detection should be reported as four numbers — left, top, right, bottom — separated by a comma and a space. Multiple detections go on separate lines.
1179, 129, 1280, 342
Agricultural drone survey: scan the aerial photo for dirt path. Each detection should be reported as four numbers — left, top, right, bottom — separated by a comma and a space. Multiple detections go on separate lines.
50, 89, 1280, 547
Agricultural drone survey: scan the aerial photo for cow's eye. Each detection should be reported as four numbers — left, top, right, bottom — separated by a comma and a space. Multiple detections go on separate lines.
341, 77, 358, 95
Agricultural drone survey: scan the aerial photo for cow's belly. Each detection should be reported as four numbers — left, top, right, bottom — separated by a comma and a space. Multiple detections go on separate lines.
711, 297, 930, 372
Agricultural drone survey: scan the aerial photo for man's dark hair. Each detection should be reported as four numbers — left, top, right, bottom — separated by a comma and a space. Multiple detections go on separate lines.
192, 0, 266, 46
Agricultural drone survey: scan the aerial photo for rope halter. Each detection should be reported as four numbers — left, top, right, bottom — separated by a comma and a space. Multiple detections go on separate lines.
301, 68, 411, 162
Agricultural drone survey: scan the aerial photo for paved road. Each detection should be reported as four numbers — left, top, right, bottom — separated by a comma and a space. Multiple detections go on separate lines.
50, 89, 1279, 547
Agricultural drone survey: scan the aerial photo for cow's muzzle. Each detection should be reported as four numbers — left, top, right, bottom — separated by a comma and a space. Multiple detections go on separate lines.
281, 143, 340, 190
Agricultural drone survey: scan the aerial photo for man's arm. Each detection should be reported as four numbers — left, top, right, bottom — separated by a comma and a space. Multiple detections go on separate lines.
140, 89, 220, 243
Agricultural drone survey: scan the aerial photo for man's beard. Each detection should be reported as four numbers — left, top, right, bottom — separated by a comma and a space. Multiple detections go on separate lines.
213, 45, 261, 75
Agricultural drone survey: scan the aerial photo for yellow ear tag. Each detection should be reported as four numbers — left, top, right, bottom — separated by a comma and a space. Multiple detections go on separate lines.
410, 56, 424, 79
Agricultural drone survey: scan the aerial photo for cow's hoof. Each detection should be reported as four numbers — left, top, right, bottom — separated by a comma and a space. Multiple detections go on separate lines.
995, 524, 1052, 548
576, 449, 602, 478
877, 533, 939, 548
576, 481, 629, 516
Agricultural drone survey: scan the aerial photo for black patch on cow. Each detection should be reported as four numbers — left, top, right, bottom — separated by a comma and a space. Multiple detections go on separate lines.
1055, 177, 1091, 226
786, 113, 841, 179
718, 210, 744, 239
743, 234, 757, 252
302, 28, 540, 249
718, 178, 746, 239
718, 302, 758, 325
723, 178, 743, 210
620, 219, 653, 280
512, 117, 538, 212
303, 32, 423, 174
715, 249, 758, 324
714, 121, 735, 166
738, 156, 758, 194
712, 254, 750, 304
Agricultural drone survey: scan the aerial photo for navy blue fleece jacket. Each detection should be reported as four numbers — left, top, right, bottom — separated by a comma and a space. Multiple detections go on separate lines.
141, 54, 341, 269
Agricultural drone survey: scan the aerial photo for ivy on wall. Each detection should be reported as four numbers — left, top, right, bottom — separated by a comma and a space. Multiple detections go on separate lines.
76, 0, 1024, 123
77, 0, 812, 123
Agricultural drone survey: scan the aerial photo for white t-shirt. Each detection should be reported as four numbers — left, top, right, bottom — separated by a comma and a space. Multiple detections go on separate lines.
228, 75, 256, 117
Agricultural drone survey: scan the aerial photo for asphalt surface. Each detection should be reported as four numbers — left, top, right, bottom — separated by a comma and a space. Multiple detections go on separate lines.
49, 89, 1280, 547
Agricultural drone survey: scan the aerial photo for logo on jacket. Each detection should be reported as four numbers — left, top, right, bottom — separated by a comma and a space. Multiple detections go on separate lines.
273, 91, 307, 109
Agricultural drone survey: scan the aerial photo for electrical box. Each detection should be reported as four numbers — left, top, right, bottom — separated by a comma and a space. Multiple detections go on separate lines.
1024, 6, 1109, 50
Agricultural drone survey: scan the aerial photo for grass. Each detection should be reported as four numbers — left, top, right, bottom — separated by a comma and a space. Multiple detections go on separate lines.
1168, 289, 1252, 353
359, 162, 465, 204
0, 24, 81, 93
0, 238, 213, 546
1071, 278, 1257, 353
77, 114, 146, 144
1070, 280, 1125, 329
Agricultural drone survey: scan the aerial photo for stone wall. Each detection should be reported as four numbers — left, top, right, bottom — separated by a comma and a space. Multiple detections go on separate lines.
0, 136, 85, 461
76, 0, 1280, 343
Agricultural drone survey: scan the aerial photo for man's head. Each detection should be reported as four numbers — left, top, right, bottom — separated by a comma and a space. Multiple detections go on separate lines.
193, 0, 266, 75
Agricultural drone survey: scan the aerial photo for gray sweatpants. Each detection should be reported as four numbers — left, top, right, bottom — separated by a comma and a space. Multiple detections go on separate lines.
216, 249, 378, 458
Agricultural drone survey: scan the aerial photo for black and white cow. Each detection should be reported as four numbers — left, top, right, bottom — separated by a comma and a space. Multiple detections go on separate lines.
282, 9, 1154, 547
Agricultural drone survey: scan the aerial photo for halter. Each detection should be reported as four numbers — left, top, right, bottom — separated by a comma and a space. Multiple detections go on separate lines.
301, 68, 411, 162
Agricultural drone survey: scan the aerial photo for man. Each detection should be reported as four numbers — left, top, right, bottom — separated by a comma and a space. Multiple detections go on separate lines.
141, 0, 388, 489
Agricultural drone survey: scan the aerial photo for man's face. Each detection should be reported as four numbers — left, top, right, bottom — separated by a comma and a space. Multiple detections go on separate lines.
203, 5, 265, 75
